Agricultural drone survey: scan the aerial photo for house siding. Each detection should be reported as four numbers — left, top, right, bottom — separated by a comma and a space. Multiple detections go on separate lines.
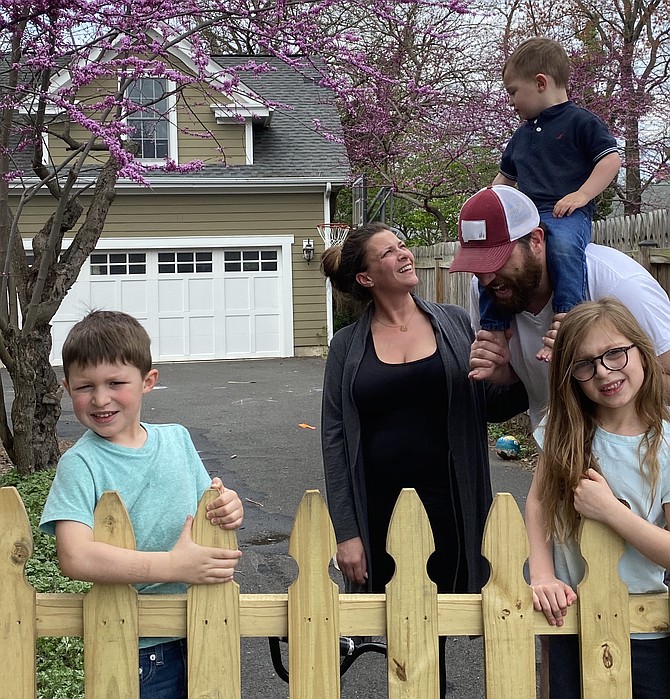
14, 190, 328, 352
177, 85, 247, 165
45, 77, 248, 167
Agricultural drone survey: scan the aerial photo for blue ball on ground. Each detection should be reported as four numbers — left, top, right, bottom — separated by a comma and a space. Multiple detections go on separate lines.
495, 435, 521, 460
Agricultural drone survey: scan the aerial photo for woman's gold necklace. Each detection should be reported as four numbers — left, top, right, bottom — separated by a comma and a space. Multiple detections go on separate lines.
373, 304, 417, 332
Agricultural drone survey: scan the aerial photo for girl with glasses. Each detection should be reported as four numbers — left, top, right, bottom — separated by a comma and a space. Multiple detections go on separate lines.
526, 296, 670, 698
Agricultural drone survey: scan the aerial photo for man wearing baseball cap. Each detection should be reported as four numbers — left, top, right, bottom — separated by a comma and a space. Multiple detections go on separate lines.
452, 186, 670, 428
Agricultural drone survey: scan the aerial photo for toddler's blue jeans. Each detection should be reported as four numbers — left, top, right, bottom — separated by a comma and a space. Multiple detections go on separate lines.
478, 208, 591, 331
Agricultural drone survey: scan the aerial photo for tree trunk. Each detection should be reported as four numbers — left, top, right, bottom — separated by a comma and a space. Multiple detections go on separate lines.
6, 324, 62, 475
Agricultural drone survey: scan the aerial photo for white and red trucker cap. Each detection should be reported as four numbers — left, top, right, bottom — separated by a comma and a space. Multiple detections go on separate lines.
450, 186, 540, 274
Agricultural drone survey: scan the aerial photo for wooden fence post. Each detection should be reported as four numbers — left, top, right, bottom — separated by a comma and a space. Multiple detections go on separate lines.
578, 518, 631, 697
638, 239, 658, 272
288, 490, 340, 699
386, 488, 439, 699
84, 492, 139, 699
481, 493, 536, 699
0, 487, 36, 699
188, 488, 241, 698
434, 256, 444, 304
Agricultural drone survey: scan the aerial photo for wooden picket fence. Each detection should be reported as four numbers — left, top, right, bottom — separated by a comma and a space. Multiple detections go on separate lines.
2, 485, 669, 698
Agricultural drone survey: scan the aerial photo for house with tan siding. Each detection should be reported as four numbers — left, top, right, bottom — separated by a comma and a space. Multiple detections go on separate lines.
14, 51, 350, 365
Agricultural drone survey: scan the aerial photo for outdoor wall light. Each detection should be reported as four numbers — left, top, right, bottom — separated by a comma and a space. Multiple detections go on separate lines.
302, 239, 315, 263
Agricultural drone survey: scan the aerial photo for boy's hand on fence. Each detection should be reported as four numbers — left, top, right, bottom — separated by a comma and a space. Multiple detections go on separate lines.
530, 577, 577, 627
468, 329, 516, 383
169, 515, 243, 584
206, 478, 244, 529
336, 537, 368, 585
553, 191, 589, 218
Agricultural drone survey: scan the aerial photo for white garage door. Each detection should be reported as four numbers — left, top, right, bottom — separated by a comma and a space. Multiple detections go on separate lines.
50, 237, 295, 365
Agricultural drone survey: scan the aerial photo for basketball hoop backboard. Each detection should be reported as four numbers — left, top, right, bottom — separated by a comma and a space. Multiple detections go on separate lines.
352, 175, 367, 228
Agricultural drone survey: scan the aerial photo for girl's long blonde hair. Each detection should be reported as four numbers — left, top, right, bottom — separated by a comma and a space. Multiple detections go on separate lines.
540, 297, 670, 542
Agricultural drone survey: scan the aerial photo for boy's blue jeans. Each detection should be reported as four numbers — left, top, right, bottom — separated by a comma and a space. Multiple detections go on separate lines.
478, 208, 591, 331
139, 639, 187, 699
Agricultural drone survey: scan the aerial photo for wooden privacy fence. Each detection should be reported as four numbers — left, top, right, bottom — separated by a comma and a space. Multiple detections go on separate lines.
412, 242, 471, 309
2, 486, 670, 698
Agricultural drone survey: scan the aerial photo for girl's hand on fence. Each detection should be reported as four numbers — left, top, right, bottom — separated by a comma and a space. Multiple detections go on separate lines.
170, 515, 243, 584
206, 478, 244, 529
573, 469, 618, 525
530, 577, 577, 626
336, 537, 368, 585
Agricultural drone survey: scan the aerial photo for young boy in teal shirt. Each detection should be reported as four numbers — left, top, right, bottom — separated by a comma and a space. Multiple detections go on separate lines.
40, 310, 244, 698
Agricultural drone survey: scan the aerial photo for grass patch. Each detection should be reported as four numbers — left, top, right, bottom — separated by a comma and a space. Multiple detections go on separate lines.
0, 468, 88, 698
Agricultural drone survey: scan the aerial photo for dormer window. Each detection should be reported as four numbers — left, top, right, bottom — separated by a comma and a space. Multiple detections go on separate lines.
127, 78, 177, 160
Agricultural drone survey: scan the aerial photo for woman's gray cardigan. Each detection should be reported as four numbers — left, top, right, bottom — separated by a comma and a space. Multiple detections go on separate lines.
321, 296, 528, 593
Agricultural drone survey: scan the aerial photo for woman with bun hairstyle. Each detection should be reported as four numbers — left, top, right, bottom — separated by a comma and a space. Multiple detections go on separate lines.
320, 222, 527, 696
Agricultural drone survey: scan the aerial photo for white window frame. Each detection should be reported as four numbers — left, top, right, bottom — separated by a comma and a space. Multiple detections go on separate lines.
124, 77, 179, 163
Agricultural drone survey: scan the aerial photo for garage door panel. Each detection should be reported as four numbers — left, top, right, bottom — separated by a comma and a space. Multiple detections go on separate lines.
189, 316, 215, 355
254, 277, 279, 310
90, 280, 119, 308
255, 314, 280, 353
158, 279, 186, 313
120, 280, 149, 315
159, 317, 186, 356
188, 278, 215, 312
224, 315, 251, 354
223, 277, 250, 311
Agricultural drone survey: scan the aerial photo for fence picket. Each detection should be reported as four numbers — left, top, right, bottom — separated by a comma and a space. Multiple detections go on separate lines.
0, 486, 36, 699
386, 488, 439, 699
482, 493, 536, 699
578, 518, 631, 697
287, 490, 340, 699
84, 491, 139, 699
188, 488, 241, 698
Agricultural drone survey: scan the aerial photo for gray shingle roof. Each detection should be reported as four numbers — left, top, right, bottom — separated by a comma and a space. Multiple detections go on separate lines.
200, 55, 351, 183
11, 55, 351, 186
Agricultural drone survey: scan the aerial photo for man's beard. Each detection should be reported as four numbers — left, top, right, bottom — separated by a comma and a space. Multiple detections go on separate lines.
483, 251, 543, 315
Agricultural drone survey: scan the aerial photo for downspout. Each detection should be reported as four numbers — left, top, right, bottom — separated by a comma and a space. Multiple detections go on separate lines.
324, 182, 334, 343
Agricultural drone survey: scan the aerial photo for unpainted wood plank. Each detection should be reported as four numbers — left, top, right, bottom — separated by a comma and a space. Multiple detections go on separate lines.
386, 488, 439, 699
578, 518, 631, 698
187, 488, 241, 698
84, 491, 139, 699
481, 493, 536, 699
287, 490, 340, 699
0, 487, 37, 699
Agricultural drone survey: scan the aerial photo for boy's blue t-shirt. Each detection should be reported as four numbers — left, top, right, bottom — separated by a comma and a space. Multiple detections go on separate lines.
500, 100, 619, 217
40, 423, 212, 613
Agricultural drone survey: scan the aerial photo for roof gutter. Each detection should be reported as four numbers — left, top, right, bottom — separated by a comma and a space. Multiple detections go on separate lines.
10, 176, 350, 195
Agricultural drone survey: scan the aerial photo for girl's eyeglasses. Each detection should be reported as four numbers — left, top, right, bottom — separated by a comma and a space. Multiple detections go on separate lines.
571, 344, 636, 382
